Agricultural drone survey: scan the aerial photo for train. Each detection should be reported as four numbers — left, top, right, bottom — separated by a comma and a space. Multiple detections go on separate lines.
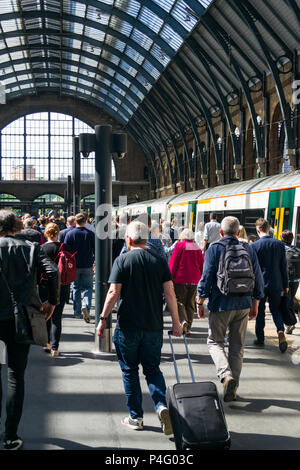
118, 170, 300, 247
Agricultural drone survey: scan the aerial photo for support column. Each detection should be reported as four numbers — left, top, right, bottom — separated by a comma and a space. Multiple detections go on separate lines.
216, 170, 224, 185
94, 125, 113, 353
201, 174, 208, 188
233, 164, 243, 180
72, 136, 81, 215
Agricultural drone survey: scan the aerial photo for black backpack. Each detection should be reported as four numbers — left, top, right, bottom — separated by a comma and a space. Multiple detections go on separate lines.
285, 246, 300, 281
216, 240, 255, 296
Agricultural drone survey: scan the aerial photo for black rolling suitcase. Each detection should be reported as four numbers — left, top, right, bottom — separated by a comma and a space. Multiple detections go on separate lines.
166, 331, 231, 451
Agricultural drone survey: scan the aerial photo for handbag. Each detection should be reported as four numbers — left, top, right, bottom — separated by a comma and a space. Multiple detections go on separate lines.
280, 293, 297, 326
0, 265, 48, 346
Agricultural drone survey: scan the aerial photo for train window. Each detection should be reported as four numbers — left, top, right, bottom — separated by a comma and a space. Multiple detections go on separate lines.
243, 209, 265, 236
296, 208, 300, 248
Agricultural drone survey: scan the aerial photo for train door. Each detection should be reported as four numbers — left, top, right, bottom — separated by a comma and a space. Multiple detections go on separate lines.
187, 201, 197, 231
268, 189, 295, 240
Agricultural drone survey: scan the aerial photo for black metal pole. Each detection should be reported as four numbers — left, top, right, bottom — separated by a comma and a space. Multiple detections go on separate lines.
72, 136, 81, 215
67, 175, 72, 216
94, 125, 113, 353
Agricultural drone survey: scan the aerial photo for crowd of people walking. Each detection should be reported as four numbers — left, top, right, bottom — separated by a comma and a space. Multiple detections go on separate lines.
0, 207, 299, 449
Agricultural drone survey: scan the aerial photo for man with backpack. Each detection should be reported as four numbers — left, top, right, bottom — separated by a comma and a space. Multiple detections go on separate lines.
252, 218, 289, 352
197, 216, 264, 402
64, 213, 95, 322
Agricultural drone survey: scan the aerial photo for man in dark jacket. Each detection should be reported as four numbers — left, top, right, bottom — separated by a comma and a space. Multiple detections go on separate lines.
65, 213, 95, 322
197, 216, 264, 402
252, 218, 289, 352
0, 211, 60, 450
16, 218, 44, 244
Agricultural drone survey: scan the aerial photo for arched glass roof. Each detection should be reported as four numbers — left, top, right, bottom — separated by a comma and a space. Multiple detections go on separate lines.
0, 0, 213, 124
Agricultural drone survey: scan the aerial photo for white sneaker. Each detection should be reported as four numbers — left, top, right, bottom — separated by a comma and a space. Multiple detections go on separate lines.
82, 307, 90, 323
157, 406, 173, 435
121, 415, 143, 430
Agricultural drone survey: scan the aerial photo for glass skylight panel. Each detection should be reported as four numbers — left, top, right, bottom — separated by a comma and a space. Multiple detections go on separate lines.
5, 37, 24, 48
20, 0, 40, 11
150, 43, 170, 67
4, 77, 19, 85
131, 28, 153, 51
136, 73, 151, 91
125, 46, 144, 65
111, 83, 126, 97
17, 73, 31, 81
45, 18, 61, 30
115, 73, 131, 88
44, 0, 60, 13
81, 56, 98, 69
78, 77, 92, 88
66, 38, 82, 50
85, 26, 106, 42
122, 103, 134, 116
98, 63, 115, 77
98, 76, 111, 87
171, 0, 198, 31
110, 17, 133, 38
0, 0, 17, 14
64, 21, 83, 36
1, 19, 22, 33
24, 18, 42, 29
0, 54, 10, 64
139, 7, 164, 34
15, 62, 30, 71
65, 0, 86, 18
152, 0, 174, 14
120, 60, 138, 77
102, 51, 120, 66
109, 93, 121, 105
115, 0, 140, 18
10, 51, 26, 61
98, 0, 113, 5
130, 84, 144, 100
126, 94, 139, 107
160, 24, 183, 51
119, 111, 128, 122
105, 35, 126, 53
87, 7, 110, 25
6, 65, 17, 74
142, 60, 160, 80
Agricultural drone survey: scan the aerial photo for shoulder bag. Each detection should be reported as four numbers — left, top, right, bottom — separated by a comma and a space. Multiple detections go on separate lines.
0, 261, 48, 347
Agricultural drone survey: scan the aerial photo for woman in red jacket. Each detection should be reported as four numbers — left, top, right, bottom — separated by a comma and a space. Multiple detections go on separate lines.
169, 229, 204, 335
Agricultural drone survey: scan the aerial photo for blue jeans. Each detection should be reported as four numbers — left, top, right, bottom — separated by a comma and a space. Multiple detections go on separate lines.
72, 268, 93, 317
255, 291, 285, 343
113, 329, 167, 419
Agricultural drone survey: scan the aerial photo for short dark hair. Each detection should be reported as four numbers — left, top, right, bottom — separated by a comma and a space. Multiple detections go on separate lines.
256, 218, 269, 233
210, 212, 217, 220
281, 230, 294, 245
0, 210, 23, 236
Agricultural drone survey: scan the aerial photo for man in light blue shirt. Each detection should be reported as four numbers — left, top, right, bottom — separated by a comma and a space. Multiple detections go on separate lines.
203, 212, 221, 252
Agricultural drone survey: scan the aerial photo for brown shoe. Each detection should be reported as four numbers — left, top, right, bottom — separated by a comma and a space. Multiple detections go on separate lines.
278, 331, 287, 353
181, 321, 189, 334
223, 375, 237, 402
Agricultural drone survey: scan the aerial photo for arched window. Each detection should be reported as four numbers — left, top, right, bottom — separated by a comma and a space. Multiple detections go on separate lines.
0, 112, 116, 182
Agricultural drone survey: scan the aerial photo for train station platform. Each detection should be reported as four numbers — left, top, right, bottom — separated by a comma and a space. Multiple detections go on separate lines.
1, 304, 300, 451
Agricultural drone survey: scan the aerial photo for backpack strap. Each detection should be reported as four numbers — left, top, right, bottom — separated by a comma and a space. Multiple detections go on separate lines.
53, 243, 64, 263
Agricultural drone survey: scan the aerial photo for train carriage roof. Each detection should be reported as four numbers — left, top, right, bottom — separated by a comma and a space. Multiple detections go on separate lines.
198, 170, 300, 200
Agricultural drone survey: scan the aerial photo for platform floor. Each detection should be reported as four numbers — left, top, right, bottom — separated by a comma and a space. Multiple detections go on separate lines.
1, 303, 300, 451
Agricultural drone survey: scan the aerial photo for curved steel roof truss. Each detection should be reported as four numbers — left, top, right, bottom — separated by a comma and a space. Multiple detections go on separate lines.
0, 0, 298, 176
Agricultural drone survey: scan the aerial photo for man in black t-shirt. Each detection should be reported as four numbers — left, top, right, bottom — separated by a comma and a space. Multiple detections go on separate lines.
96, 221, 182, 435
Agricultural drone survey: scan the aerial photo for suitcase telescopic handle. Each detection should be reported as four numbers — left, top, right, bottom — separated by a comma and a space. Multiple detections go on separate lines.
168, 331, 195, 383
